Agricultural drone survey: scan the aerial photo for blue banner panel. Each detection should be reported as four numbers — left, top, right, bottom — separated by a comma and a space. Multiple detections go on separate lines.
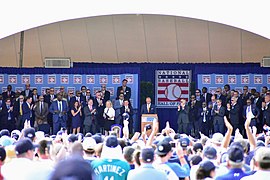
0, 73, 138, 108
197, 74, 270, 93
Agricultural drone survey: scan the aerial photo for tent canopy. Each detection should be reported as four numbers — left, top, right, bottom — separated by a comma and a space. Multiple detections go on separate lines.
1, 0, 269, 40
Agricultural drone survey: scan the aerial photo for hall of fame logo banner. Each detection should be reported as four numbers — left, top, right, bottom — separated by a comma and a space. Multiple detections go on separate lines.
155, 70, 191, 108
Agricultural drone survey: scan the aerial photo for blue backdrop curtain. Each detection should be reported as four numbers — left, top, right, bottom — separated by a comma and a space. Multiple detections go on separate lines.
0, 63, 269, 131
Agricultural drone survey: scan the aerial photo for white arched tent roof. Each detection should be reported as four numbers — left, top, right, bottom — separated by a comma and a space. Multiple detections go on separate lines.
0, 0, 269, 40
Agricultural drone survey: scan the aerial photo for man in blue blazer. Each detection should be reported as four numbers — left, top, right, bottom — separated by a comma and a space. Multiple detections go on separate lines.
22, 97, 33, 126
49, 94, 69, 135
141, 97, 157, 115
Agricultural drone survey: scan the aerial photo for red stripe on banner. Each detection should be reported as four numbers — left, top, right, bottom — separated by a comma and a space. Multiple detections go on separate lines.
181, 90, 189, 94
158, 90, 165, 94
158, 83, 188, 87
158, 98, 189, 102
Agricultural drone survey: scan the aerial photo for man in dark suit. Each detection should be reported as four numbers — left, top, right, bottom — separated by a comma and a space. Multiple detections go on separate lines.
120, 100, 134, 134
262, 95, 270, 126
212, 99, 226, 135
66, 91, 75, 134
198, 102, 211, 136
177, 99, 190, 135
49, 94, 69, 135
21, 84, 32, 98
2, 85, 16, 101
201, 87, 212, 105
240, 86, 251, 106
141, 97, 156, 115
22, 97, 34, 126
101, 85, 110, 103
227, 97, 241, 134
215, 87, 227, 107
114, 93, 124, 125
31, 88, 39, 105
93, 91, 105, 133
0, 98, 15, 132
243, 99, 260, 128
117, 79, 131, 100
13, 95, 25, 130
85, 89, 94, 102
34, 95, 49, 134
44, 87, 56, 132
83, 99, 97, 134
188, 95, 201, 137
252, 92, 264, 132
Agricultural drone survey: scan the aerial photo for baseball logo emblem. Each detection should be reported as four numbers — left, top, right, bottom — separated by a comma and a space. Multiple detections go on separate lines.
164, 84, 181, 100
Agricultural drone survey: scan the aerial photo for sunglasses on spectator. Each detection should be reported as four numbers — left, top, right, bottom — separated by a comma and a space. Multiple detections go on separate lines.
216, 91, 220, 92
86, 92, 91, 93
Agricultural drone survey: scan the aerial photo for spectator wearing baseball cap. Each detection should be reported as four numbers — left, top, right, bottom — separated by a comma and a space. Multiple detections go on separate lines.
196, 160, 216, 180
82, 137, 96, 164
127, 147, 167, 180
189, 155, 203, 180
203, 146, 217, 160
155, 140, 190, 179
23, 128, 36, 142
215, 146, 248, 180
1, 139, 37, 179
242, 147, 270, 180
91, 136, 130, 180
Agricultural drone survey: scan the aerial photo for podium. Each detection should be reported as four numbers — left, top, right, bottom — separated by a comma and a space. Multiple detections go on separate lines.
141, 114, 158, 136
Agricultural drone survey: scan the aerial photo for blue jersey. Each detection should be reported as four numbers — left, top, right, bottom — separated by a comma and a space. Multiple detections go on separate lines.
91, 159, 130, 180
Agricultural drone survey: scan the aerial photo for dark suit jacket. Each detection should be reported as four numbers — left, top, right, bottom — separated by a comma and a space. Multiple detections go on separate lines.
141, 103, 157, 115
2, 91, 16, 100
1, 103, 15, 122
229, 103, 240, 125
49, 100, 69, 123
21, 89, 33, 98
31, 94, 39, 105
83, 105, 97, 126
178, 105, 190, 124
262, 103, 270, 125
22, 102, 32, 122
198, 107, 211, 123
202, 93, 212, 105
252, 97, 263, 109
102, 90, 110, 103
34, 101, 49, 124
120, 105, 134, 125
212, 105, 225, 125
240, 93, 251, 106
242, 104, 260, 120
215, 94, 227, 107
117, 86, 131, 100
44, 94, 56, 106
188, 101, 201, 122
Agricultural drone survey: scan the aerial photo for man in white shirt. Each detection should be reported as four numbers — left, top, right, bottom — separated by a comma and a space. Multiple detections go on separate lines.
2, 138, 52, 180
241, 147, 270, 180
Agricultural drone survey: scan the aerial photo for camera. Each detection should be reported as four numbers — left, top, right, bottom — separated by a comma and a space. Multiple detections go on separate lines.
145, 124, 152, 131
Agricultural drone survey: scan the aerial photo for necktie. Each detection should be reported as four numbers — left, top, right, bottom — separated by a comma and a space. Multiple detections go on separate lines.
203, 111, 206, 122
8, 91, 10, 97
7, 105, 11, 120
59, 102, 62, 112
40, 103, 43, 114
248, 106, 250, 112
147, 104, 150, 113
20, 103, 23, 116
89, 106, 92, 111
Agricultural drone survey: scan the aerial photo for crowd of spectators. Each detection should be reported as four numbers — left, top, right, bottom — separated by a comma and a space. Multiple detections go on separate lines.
0, 82, 269, 179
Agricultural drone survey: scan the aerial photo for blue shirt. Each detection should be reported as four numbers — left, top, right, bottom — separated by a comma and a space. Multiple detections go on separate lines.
215, 168, 248, 180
